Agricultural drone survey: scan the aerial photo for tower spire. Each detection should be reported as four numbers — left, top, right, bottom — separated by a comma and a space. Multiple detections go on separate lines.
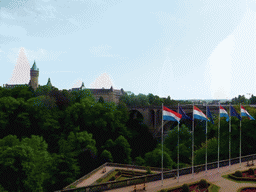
47, 78, 52, 87
30, 60, 39, 90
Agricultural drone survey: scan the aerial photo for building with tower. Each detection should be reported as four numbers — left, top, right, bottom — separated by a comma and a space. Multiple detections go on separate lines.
4, 61, 40, 90
29, 61, 39, 90
4, 57, 125, 104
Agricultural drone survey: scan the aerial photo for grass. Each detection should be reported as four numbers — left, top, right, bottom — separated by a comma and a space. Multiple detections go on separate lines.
208, 184, 221, 192
99, 170, 119, 183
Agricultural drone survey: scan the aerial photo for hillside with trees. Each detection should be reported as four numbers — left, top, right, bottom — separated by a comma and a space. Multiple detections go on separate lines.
0, 86, 256, 191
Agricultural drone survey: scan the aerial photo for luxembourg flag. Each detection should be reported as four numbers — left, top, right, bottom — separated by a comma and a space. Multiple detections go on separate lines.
220, 105, 229, 122
241, 105, 255, 120
163, 106, 182, 123
193, 106, 209, 121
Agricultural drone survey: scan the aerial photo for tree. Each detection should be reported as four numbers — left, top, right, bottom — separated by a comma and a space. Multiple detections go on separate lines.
10, 85, 34, 101
47, 89, 71, 110
249, 94, 256, 104
112, 135, 132, 164
34, 85, 52, 97
57, 131, 97, 179
101, 150, 113, 163
194, 137, 218, 165
27, 95, 57, 110
70, 89, 94, 104
0, 135, 53, 191
164, 124, 192, 164
103, 136, 132, 164
134, 156, 145, 166
144, 144, 174, 169
98, 96, 104, 103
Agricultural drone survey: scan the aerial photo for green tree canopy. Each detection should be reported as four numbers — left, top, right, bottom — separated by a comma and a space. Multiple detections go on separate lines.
144, 144, 174, 169
0, 135, 53, 191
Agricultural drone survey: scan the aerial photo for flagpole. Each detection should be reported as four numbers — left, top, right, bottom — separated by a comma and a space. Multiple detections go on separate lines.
161, 103, 164, 186
218, 102, 220, 173
192, 103, 194, 177
206, 104, 207, 173
177, 103, 180, 183
229, 103, 231, 170
240, 103, 241, 168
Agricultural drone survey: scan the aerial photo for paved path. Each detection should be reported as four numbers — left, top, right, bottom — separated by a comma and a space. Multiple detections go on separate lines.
104, 161, 256, 192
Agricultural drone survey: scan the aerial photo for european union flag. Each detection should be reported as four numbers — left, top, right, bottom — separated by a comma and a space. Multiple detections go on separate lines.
207, 106, 214, 124
179, 106, 193, 121
230, 106, 242, 121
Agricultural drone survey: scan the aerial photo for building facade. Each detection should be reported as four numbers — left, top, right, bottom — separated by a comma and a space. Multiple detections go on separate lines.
69, 83, 125, 104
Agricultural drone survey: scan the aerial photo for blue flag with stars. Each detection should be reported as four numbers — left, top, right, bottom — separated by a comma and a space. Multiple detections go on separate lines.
230, 106, 242, 121
179, 106, 193, 121
207, 106, 214, 124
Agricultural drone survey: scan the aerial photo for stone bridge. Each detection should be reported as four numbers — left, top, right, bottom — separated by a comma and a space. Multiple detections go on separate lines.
128, 104, 256, 138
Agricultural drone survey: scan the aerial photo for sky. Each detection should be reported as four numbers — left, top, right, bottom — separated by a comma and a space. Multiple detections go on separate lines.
1, 0, 256, 100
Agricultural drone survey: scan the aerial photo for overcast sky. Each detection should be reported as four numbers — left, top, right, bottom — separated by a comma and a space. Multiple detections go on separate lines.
1, 0, 256, 100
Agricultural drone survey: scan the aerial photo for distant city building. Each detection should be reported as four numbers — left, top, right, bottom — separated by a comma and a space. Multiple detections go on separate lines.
69, 83, 125, 104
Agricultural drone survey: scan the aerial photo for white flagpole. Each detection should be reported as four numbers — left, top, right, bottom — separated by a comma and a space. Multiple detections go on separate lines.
240, 103, 242, 168
206, 104, 208, 173
192, 103, 194, 177
218, 102, 220, 173
229, 103, 231, 170
161, 103, 164, 186
177, 103, 180, 182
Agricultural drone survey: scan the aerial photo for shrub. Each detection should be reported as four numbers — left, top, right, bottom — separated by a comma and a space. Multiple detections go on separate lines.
182, 183, 190, 192
199, 179, 208, 188
146, 166, 152, 174
159, 189, 167, 192
109, 176, 116, 181
235, 171, 242, 177
249, 168, 254, 175
69, 185, 76, 188
96, 178, 103, 183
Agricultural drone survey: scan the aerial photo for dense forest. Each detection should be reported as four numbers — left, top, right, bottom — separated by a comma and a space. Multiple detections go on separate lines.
0, 85, 256, 191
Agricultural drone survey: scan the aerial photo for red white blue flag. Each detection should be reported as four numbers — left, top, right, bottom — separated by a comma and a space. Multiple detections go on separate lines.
163, 106, 182, 123
193, 106, 209, 121
220, 105, 229, 122
241, 105, 255, 120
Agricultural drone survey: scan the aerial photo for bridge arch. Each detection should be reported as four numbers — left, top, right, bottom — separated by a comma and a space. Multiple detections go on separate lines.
156, 110, 161, 126
129, 110, 144, 121
149, 109, 155, 128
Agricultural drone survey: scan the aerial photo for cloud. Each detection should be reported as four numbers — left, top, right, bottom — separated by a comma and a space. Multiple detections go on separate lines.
72, 79, 83, 88
0, 9, 15, 20
90, 72, 115, 89
1, 0, 123, 38
205, 35, 234, 99
6, 47, 68, 63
